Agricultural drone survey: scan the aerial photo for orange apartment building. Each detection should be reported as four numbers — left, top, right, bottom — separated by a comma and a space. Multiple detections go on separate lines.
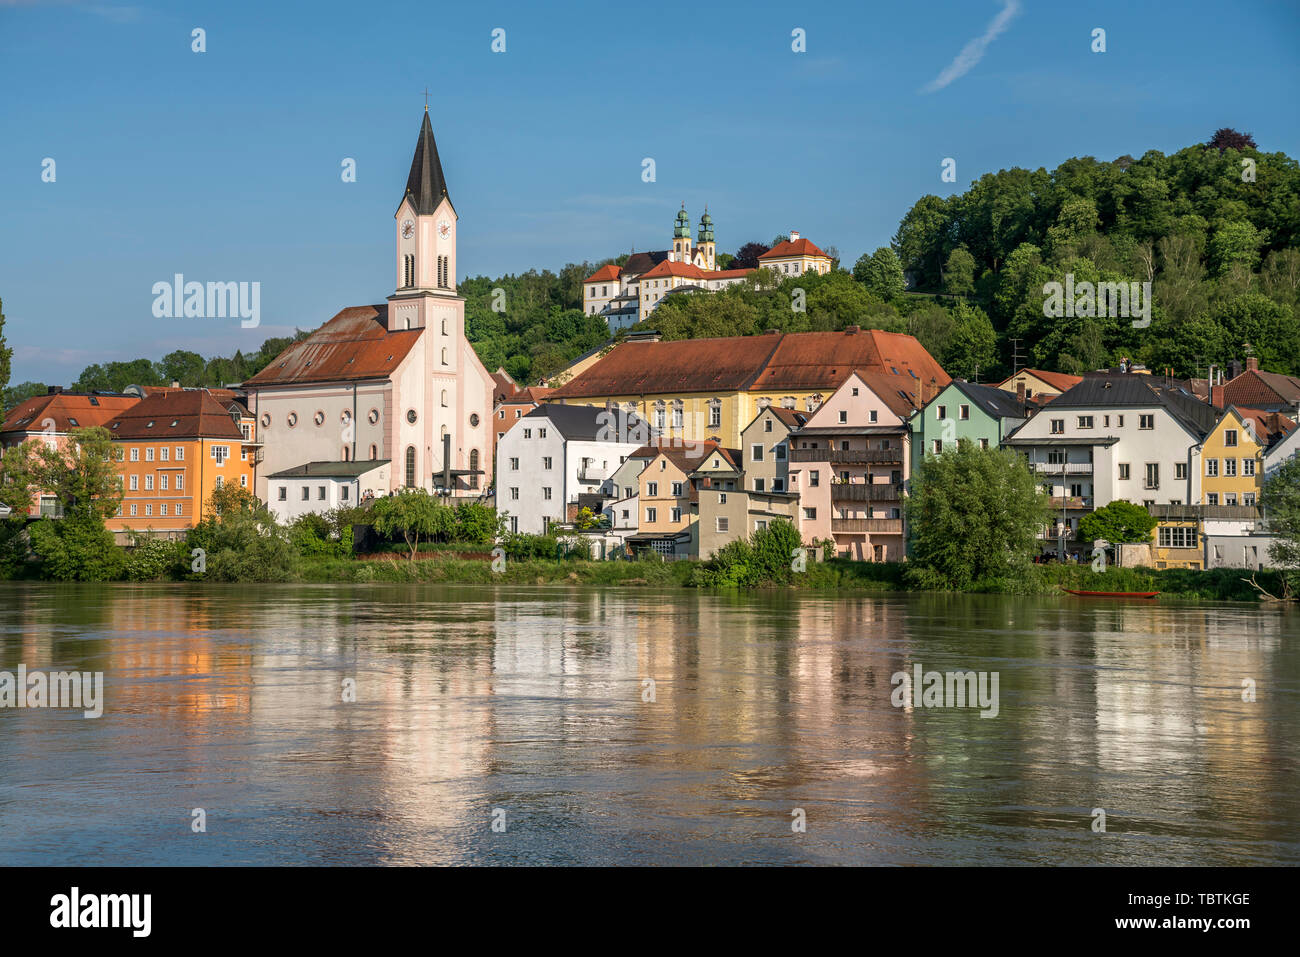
1, 388, 142, 517
104, 390, 259, 540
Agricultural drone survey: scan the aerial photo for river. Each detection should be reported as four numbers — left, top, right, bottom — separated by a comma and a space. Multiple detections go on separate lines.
0, 582, 1296, 865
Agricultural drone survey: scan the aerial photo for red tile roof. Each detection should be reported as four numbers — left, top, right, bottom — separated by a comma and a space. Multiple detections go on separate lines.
1220, 369, 1300, 409
1008, 368, 1084, 393
2, 392, 140, 435
759, 237, 830, 260
547, 328, 948, 399
243, 305, 421, 387
583, 264, 623, 284
1230, 405, 1297, 447
638, 260, 755, 282
104, 390, 244, 440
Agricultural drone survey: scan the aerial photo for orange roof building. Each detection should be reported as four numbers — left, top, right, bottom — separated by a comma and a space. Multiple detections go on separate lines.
104, 389, 260, 541
547, 326, 949, 449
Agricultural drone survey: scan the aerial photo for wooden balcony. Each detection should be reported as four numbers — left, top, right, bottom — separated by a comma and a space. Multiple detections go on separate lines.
831, 482, 904, 503
1049, 496, 1090, 510
790, 448, 902, 464
831, 518, 903, 534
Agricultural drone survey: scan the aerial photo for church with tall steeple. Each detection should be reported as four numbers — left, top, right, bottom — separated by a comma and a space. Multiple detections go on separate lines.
244, 111, 494, 504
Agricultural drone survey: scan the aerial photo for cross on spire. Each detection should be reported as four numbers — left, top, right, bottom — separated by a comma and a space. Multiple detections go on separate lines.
421, 87, 430, 111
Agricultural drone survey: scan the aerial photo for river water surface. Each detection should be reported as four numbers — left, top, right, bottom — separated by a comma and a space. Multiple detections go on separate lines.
0, 582, 1296, 865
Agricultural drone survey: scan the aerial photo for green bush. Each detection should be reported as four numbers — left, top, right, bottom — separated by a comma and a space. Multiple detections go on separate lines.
27, 517, 124, 582
123, 535, 184, 581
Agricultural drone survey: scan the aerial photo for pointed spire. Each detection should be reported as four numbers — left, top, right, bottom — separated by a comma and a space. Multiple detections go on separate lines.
402, 112, 452, 215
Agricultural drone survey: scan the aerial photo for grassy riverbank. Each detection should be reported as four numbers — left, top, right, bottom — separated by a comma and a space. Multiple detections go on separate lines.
294, 553, 1284, 602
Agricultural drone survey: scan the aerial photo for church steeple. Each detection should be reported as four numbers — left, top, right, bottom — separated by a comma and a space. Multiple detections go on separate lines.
401, 111, 453, 216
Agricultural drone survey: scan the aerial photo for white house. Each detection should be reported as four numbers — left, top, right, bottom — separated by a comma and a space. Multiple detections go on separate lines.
495, 406, 649, 534
266, 460, 390, 523
1003, 376, 1216, 543
1263, 423, 1300, 480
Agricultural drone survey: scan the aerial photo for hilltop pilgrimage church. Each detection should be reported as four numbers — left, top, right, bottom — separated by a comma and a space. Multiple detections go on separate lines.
244, 111, 494, 502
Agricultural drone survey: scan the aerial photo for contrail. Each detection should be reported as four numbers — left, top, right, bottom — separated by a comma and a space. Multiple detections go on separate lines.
921, 0, 1021, 93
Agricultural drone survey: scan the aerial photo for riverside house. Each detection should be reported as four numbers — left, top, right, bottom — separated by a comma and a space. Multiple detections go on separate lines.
104, 389, 259, 542
909, 379, 1034, 474
1002, 376, 1217, 552
787, 371, 921, 561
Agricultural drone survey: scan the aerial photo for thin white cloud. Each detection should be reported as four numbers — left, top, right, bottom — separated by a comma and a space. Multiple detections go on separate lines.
921, 0, 1021, 94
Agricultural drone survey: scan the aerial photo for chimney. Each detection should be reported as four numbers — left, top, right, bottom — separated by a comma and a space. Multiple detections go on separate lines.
845, 325, 860, 334
1267, 412, 1281, 436
789, 230, 800, 241
46, 385, 63, 395
170, 379, 181, 389
1228, 359, 1243, 380
1247, 356, 1259, 372
1211, 384, 1225, 408
1016, 381, 1026, 404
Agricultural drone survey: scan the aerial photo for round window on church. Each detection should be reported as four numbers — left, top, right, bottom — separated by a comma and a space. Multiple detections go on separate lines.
340, 410, 351, 424
406, 409, 417, 424
469, 413, 480, 427
313, 410, 325, 426
287, 412, 298, 428
368, 409, 380, 424
261, 413, 271, 427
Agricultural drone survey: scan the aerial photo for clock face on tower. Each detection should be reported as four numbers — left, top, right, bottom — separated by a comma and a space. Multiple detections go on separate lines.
401, 220, 415, 239
437, 220, 451, 240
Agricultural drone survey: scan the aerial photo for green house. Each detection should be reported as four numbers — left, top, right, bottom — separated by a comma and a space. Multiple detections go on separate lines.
909, 380, 1032, 474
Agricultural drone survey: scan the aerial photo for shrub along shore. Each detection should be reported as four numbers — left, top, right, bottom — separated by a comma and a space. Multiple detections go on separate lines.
1, 484, 1289, 603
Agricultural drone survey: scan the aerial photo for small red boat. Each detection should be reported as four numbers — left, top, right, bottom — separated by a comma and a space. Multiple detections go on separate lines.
1062, 588, 1159, 598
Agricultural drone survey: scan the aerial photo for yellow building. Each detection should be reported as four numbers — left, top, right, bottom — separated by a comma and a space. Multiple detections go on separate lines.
1201, 406, 1269, 507
545, 328, 949, 450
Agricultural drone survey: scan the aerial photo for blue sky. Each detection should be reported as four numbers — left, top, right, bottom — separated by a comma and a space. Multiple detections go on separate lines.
2, 0, 1298, 384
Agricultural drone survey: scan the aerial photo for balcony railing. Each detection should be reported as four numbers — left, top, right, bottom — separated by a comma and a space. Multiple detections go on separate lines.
1049, 496, 1090, 509
831, 482, 904, 502
831, 518, 903, 534
790, 448, 902, 464
1030, 462, 1093, 474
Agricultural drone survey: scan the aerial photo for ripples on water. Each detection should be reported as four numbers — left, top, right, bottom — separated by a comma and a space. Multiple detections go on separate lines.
0, 582, 1296, 865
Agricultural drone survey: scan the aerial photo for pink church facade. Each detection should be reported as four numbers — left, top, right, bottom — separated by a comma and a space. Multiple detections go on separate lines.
245, 112, 494, 501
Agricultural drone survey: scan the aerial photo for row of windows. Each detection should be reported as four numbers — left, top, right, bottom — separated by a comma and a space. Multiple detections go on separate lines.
1205, 492, 1256, 506
643, 507, 683, 524
1049, 414, 1155, 433
1205, 458, 1256, 477
128, 446, 186, 462
276, 485, 351, 502
119, 503, 183, 518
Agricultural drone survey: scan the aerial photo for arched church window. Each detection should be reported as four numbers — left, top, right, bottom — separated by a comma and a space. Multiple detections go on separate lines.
369, 444, 378, 460
469, 449, 480, 489
403, 254, 414, 288
342, 446, 350, 462
441, 347, 448, 365
404, 446, 416, 488
441, 389, 448, 407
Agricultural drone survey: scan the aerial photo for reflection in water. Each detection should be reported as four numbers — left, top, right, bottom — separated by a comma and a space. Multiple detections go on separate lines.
0, 583, 1296, 865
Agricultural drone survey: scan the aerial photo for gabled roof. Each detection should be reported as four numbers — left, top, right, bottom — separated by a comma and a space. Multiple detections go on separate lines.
628, 440, 727, 474
759, 237, 830, 260
1047, 376, 1218, 438
546, 328, 948, 399
2, 392, 140, 434
583, 264, 622, 284
764, 407, 810, 429
105, 390, 244, 440
945, 379, 1032, 420
522, 403, 650, 442
850, 370, 927, 419
1223, 405, 1297, 448
622, 251, 669, 277
243, 305, 421, 387
1220, 369, 1300, 409
1001, 368, 1084, 393
399, 111, 452, 216
267, 460, 390, 479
